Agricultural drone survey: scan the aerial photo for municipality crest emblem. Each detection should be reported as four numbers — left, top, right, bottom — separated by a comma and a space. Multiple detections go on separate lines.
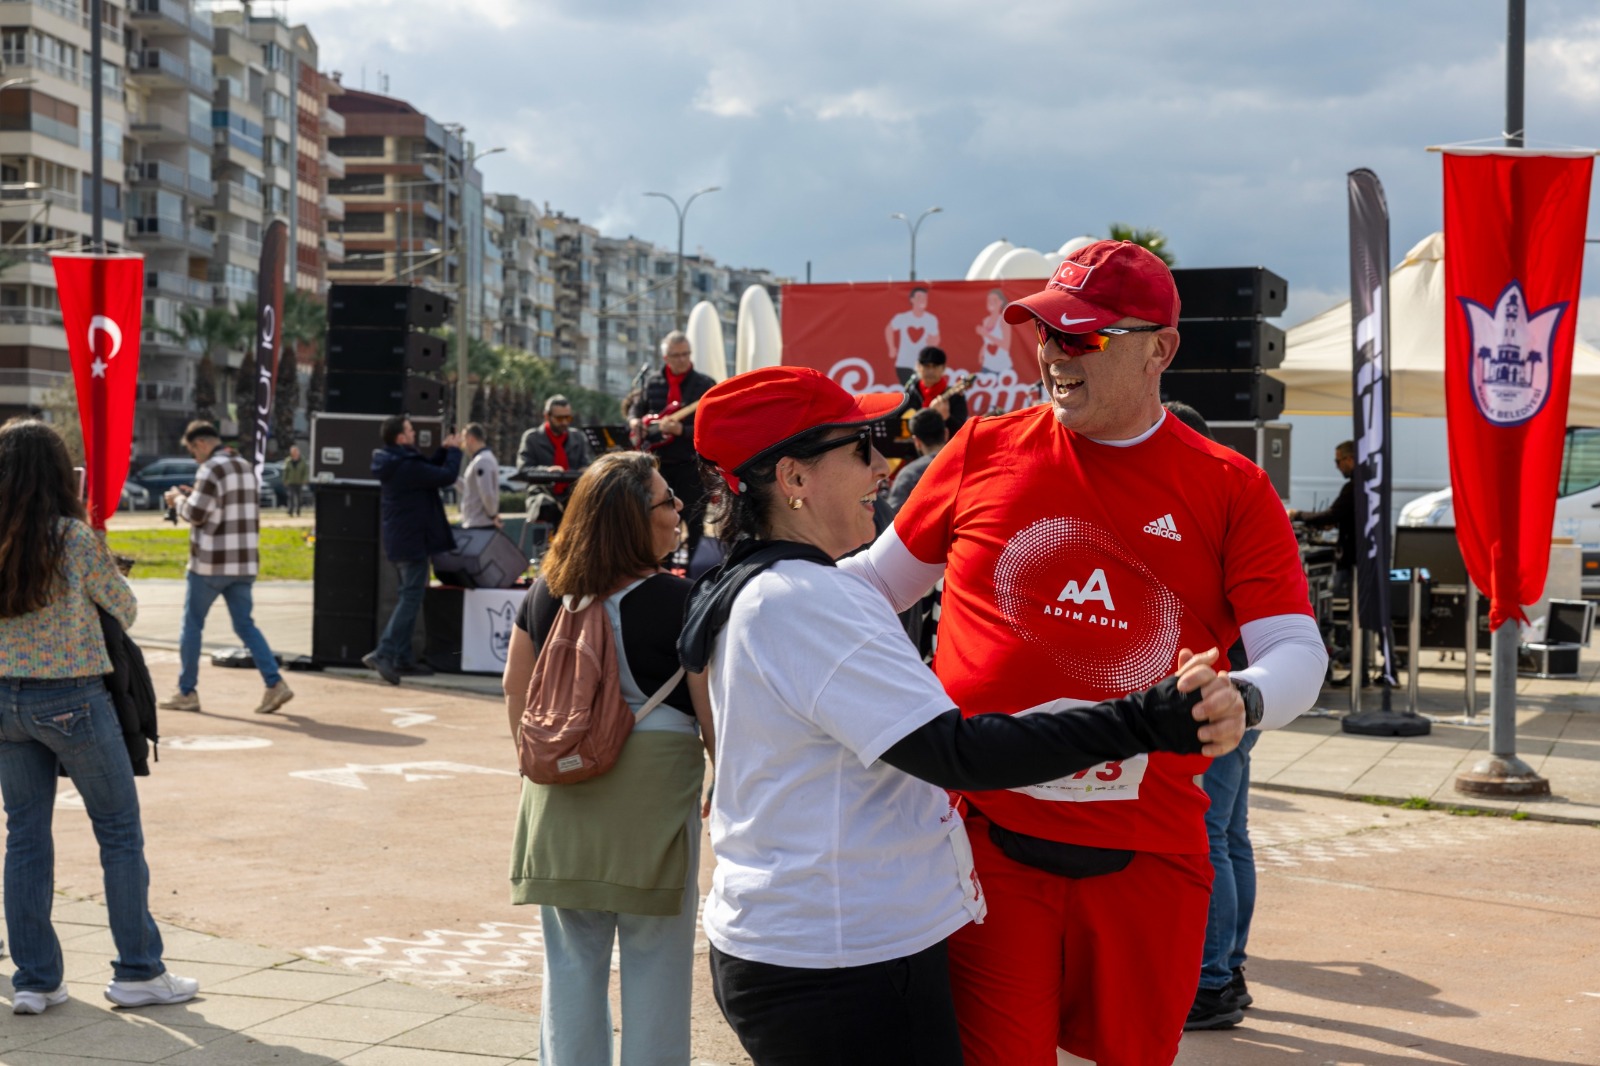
1459, 281, 1564, 427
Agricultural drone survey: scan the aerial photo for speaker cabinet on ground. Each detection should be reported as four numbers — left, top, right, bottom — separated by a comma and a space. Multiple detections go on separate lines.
311, 482, 423, 666
1161, 372, 1285, 422
1172, 267, 1289, 319
1209, 421, 1291, 499
328, 284, 451, 330
1174, 320, 1286, 371
326, 370, 446, 417
327, 328, 448, 374
311, 412, 444, 482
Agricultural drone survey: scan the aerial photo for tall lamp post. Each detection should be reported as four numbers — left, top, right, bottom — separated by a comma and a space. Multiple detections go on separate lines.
443, 139, 504, 428
644, 185, 720, 332
890, 206, 942, 282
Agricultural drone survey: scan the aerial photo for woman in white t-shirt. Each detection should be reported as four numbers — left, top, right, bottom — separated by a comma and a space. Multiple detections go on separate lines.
679, 366, 1246, 1066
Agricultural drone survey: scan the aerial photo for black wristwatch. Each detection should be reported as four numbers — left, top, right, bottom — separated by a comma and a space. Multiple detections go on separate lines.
1232, 678, 1264, 729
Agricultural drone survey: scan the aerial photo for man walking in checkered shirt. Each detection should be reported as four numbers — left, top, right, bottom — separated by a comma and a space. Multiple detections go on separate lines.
159, 420, 293, 715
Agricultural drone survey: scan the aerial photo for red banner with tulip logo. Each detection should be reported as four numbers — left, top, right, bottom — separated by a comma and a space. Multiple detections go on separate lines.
1442, 151, 1592, 629
51, 254, 144, 529
780, 280, 1046, 415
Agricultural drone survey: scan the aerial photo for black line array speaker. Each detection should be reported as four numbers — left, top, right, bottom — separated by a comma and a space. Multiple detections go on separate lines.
1172, 267, 1288, 319
326, 328, 448, 373
326, 370, 446, 415
310, 412, 443, 482
325, 284, 449, 417
311, 482, 421, 665
328, 284, 452, 330
1173, 320, 1286, 371
1161, 371, 1285, 422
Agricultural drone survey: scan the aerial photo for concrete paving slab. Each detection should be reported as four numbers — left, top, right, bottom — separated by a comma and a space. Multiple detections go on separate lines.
344, 1048, 520, 1066
203, 967, 385, 1002
380, 1012, 541, 1058
245, 1002, 439, 1044
16, 1018, 215, 1062
160, 1031, 358, 1064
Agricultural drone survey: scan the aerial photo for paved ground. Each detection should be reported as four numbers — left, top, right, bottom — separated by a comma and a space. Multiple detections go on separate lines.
3, 580, 1595, 1064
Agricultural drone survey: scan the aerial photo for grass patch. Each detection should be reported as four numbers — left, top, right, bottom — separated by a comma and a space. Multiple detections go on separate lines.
108, 527, 314, 581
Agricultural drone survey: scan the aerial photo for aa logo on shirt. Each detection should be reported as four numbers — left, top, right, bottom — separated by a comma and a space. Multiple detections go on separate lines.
1056, 568, 1114, 609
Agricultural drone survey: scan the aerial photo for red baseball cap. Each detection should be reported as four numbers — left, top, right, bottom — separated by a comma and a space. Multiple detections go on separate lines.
1002, 239, 1180, 332
695, 366, 907, 493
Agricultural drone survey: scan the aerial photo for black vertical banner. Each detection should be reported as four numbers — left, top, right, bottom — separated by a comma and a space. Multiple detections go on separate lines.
1348, 169, 1397, 686
250, 219, 288, 478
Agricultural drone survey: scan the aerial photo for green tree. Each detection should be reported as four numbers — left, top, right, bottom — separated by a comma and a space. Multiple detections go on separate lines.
1107, 223, 1176, 266
194, 354, 218, 423
273, 345, 299, 453
158, 305, 247, 422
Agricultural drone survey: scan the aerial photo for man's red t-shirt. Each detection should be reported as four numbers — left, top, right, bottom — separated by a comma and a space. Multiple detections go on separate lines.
894, 406, 1311, 854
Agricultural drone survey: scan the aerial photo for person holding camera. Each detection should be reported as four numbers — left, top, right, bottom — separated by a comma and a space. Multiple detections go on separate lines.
160, 421, 293, 716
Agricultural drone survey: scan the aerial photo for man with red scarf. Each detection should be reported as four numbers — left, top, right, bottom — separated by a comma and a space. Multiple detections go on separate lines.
628, 330, 715, 564
516, 394, 594, 531
902, 345, 968, 435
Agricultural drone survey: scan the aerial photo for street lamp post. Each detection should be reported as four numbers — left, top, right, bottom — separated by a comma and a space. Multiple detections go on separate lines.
890, 207, 942, 282
644, 186, 720, 332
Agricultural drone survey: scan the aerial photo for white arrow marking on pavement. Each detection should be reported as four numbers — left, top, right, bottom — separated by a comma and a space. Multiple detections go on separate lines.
165, 736, 274, 751
289, 761, 518, 790
56, 789, 85, 809
379, 707, 437, 729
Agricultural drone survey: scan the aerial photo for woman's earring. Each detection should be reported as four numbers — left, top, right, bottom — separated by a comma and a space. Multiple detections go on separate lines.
788, 497, 804, 510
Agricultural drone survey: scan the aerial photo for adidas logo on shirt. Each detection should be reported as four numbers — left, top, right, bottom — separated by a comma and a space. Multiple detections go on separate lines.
1143, 514, 1182, 541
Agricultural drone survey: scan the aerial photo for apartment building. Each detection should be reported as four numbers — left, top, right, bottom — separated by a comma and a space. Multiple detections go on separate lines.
546, 210, 597, 386
491, 193, 555, 359
481, 193, 502, 346
326, 88, 483, 325
595, 234, 675, 394
0, 0, 130, 425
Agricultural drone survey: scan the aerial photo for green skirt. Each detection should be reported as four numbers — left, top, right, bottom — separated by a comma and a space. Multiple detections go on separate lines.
510, 729, 704, 916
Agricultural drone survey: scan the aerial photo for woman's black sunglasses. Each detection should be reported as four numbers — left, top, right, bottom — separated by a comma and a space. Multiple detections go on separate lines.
790, 427, 873, 465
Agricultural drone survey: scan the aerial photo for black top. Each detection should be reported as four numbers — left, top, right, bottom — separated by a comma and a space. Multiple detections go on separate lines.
516, 573, 694, 715
1299, 477, 1355, 570
629, 368, 716, 465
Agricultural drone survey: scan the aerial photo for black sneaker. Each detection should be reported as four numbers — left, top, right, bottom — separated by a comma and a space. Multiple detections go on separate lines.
1229, 967, 1253, 1009
1184, 985, 1244, 1031
361, 652, 401, 686
396, 662, 435, 677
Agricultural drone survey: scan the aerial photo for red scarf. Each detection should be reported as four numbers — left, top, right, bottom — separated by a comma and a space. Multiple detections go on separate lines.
916, 377, 948, 408
665, 365, 689, 407
545, 424, 571, 494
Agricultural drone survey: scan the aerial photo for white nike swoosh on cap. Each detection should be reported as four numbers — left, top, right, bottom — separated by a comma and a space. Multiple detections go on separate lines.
1060, 315, 1098, 327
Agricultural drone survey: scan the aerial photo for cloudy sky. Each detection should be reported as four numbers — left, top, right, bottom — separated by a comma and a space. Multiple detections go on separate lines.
290, 0, 1600, 333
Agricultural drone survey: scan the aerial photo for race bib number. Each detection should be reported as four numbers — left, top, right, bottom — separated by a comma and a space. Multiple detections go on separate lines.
1007, 753, 1148, 802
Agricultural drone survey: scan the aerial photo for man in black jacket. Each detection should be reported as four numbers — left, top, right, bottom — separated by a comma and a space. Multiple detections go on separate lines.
1289, 440, 1356, 573
364, 415, 461, 684
629, 330, 715, 564
516, 394, 595, 529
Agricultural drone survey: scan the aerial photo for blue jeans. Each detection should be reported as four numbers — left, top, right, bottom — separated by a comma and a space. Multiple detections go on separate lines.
375, 557, 429, 665
1200, 728, 1259, 991
0, 677, 166, 991
178, 571, 282, 694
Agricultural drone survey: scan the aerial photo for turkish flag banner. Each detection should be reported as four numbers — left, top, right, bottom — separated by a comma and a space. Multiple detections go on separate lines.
51, 254, 144, 529
1442, 151, 1593, 629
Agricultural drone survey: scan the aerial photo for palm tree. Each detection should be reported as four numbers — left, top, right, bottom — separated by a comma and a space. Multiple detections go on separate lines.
158, 306, 247, 422
1107, 223, 1176, 266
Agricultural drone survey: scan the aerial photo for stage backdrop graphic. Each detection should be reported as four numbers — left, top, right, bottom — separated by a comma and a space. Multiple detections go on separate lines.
780, 280, 1047, 414
1442, 150, 1593, 629
51, 253, 144, 529
1348, 168, 1397, 684
247, 219, 288, 478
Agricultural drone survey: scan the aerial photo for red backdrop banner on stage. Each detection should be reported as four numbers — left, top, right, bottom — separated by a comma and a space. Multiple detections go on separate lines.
780, 280, 1046, 415
1442, 151, 1592, 629
51, 254, 145, 529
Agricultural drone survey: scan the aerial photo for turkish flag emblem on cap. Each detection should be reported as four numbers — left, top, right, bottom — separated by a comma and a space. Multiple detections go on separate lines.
1052, 260, 1094, 291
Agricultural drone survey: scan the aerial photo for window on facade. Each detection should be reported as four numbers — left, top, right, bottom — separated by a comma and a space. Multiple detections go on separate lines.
341, 213, 386, 233
263, 42, 286, 71
264, 90, 289, 120
1559, 429, 1600, 498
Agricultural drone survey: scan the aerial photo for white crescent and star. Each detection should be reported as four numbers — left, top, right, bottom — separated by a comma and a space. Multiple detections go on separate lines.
88, 314, 123, 378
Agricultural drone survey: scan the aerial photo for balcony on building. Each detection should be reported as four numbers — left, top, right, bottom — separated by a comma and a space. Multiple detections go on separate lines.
321, 149, 345, 180
215, 180, 263, 215
129, 47, 189, 91
322, 235, 344, 262
126, 159, 189, 196
145, 269, 212, 303
127, 0, 189, 35
129, 216, 213, 256
320, 107, 346, 138
127, 103, 190, 144
216, 230, 261, 264
321, 193, 344, 221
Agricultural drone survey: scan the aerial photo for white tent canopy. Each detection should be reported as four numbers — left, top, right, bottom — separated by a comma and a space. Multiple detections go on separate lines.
1278, 232, 1600, 424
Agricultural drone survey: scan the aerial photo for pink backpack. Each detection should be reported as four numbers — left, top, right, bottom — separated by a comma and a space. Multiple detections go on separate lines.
517, 592, 683, 784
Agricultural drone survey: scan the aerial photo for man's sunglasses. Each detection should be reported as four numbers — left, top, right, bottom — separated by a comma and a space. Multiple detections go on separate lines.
790, 427, 873, 465
1035, 321, 1166, 356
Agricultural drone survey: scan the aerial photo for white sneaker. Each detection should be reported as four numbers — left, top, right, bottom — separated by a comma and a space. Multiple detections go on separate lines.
104, 971, 199, 1007
13, 985, 68, 1014
254, 680, 294, 714
158, 691, 201, 713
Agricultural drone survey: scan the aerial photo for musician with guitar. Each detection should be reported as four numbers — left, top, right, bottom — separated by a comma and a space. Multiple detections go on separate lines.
903, 346, 972, 436
628, 331, 716, 566
515, 395, 595, 531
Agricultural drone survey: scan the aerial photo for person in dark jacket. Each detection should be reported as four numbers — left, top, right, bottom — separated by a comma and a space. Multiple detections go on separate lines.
516, 395, 596, 530
363, 415, 461, 685
628, 331, 716, 565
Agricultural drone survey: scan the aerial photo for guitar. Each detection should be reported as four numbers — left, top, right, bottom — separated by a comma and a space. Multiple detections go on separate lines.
633, 399, 702, 452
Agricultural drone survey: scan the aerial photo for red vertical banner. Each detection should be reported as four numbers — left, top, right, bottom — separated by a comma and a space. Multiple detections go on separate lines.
51, 254, 144, 530
1442, 150, 1593, 629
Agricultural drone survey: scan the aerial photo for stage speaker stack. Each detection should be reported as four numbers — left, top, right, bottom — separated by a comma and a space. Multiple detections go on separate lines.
1162, 266, 1292, 497
323, 284, 451, 418
311, 481, 421, 666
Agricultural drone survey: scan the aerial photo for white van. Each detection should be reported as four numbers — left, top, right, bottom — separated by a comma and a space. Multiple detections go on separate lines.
1398, 425, 1600, 598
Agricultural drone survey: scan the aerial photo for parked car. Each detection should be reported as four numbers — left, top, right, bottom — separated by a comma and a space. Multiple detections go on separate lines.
118, 481, 151, 512
258, 461, 286, 508
131, 457, 199, 500
1399, 425, 1600, 597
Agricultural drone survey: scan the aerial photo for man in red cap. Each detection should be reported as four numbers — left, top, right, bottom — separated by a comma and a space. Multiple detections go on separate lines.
841, 240, 1327, 1064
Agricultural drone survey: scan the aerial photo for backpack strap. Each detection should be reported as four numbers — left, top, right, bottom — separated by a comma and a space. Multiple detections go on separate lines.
635, 666, 686, 724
